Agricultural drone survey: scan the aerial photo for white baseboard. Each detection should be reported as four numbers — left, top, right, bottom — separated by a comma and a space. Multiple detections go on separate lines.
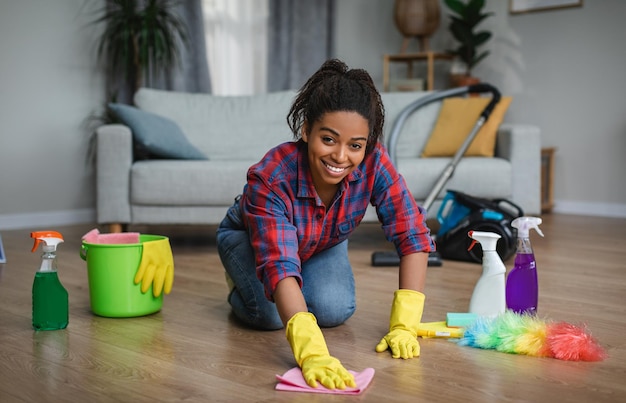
552, 200, 626, 218
0, 209, 96, 231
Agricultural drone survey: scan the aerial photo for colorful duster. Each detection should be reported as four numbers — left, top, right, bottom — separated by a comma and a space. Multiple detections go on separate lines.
457, 311, 607, 361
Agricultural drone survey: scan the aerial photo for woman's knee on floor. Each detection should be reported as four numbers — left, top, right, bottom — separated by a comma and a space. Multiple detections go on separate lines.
229, 293, 284, 331
308, 297, 355, 328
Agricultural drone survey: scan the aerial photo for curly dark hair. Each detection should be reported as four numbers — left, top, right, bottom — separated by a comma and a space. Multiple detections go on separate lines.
287, 59, 385, 154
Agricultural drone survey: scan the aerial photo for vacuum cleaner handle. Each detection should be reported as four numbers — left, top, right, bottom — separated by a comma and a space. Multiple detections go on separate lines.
467, 83, 501, 120
375, 84, 504, 267
492, 198, 525, 219
421, 83, 502, 212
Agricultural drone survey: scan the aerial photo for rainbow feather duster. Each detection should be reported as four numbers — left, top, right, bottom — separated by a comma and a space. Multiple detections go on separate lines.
457, 311, 607, 361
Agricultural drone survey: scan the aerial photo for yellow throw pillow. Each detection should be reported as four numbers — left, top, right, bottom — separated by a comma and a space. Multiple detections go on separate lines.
421, 96, 512, 157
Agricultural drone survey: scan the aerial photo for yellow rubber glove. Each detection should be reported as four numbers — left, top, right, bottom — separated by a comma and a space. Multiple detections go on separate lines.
134, 238, 174, 297
375, 289, 425, 359
286, 312, 356, 390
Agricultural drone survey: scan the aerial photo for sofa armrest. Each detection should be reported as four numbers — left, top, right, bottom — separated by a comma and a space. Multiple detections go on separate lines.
495, 123, 541, 215
96, 124, 133, 225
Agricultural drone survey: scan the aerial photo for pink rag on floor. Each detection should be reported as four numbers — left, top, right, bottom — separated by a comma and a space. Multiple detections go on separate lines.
82, 228, 140, 244
275, 367, 375, 395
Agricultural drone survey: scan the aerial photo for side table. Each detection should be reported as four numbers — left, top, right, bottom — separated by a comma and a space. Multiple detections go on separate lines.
383, 51, 454, 91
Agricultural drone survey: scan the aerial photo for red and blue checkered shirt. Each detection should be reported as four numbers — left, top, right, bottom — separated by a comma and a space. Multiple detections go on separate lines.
241, 140, 435, 299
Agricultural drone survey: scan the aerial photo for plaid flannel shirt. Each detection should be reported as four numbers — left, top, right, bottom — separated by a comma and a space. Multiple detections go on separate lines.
241, 140, 435, 300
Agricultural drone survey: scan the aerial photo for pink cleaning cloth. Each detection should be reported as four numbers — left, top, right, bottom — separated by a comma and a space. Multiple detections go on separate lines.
82, 228, 140, 244
82, 229, 101, 243
275, 367, 375, 395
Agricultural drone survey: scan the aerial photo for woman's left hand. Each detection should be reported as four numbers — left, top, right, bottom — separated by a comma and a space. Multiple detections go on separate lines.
375, 289, 425, 359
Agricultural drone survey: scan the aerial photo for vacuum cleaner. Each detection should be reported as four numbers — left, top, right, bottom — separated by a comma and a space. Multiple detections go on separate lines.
434, 189, 523, 263
371, 83, 519, 267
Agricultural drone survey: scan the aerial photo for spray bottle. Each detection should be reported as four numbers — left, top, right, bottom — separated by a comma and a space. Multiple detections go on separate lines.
467, 231, 507, 317
31, 231, 68, 330
505, 217, 544, 315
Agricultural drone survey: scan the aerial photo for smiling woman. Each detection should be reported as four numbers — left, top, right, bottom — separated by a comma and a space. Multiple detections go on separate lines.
215, 59, 436, 390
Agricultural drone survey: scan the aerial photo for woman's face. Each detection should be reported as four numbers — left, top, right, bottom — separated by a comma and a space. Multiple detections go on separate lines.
302, 111, 369, 197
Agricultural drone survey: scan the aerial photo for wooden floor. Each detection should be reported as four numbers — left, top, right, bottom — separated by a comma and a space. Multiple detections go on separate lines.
0, 214, 625, 402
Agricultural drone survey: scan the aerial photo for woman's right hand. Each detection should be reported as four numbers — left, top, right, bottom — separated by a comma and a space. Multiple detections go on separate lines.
286, 312, 356, 389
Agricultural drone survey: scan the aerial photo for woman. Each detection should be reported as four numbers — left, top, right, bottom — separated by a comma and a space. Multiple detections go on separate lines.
216, 59, 435, 390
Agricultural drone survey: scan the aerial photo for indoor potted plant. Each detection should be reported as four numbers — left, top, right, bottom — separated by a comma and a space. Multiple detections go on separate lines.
91, 0, 189, 104
84, 0, 189, 164
444, 0, 493, 86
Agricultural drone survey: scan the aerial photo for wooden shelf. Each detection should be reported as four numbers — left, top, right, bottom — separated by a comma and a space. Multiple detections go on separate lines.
383, 51, 454, 91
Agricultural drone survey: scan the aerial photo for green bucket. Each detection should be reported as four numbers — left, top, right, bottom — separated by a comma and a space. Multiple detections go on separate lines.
80, 234, 166, 317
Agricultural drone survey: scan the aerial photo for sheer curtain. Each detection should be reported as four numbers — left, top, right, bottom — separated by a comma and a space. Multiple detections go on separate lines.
202, 0, 269, 95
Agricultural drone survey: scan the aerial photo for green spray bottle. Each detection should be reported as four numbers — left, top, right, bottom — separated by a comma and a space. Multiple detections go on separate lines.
31, 231, 68, 330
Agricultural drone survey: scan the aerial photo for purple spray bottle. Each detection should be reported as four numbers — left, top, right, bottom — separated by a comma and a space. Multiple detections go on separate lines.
505, 217, 544, 315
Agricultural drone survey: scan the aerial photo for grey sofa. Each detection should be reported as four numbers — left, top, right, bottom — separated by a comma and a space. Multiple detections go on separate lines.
96, 88, 541, 232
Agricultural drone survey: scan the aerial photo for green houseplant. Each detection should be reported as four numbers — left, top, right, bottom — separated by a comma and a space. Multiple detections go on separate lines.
444, 0, 493, 82
84, 0, 189, 164
92, 0, 189, 102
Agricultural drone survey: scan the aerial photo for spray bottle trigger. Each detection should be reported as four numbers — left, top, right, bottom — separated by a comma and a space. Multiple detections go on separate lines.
467, 231, 477, 251
31, 239, 42, 253
30, 231, 64, 252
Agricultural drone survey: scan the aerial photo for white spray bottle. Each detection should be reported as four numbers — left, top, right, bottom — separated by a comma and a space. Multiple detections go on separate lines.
467, 231, 506, 317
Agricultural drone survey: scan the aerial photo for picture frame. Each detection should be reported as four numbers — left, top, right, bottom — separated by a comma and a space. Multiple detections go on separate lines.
510, 0, 583, 14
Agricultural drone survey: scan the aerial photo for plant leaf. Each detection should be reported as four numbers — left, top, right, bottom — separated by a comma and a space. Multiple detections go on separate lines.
473, 31, 492, 47
444, 0, 465, 16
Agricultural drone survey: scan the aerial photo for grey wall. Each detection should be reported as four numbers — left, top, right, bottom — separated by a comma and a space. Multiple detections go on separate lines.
0, 0, 624, 230
0, 1, 104, 229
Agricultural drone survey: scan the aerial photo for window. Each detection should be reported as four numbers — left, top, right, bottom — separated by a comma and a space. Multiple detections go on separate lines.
202, 0, 269, 95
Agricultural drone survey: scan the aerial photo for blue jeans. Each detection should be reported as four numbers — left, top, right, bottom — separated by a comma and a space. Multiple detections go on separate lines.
216, 200, 356, 330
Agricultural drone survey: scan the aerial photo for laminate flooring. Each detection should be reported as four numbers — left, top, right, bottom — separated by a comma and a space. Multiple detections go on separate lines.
0, 213, 624, 402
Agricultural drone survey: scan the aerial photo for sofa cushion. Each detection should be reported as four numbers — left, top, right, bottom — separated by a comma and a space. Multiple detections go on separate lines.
108, 103, 208, 160
134, 88, 296, 161
397, 156, 512, 201
421, 96, 512, 158
131, 160, 253, 206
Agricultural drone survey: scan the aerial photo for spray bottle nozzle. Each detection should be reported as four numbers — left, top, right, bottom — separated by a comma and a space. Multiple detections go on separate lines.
511, 217, 544, 238
31, 231, 64, 252
468, 230, 501, 252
